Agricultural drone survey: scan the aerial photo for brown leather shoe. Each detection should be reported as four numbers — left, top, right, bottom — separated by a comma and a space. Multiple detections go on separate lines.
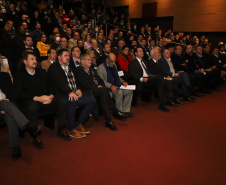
68, 130, 86, 138
57, 129, 72, 141
76, 125, 90, 134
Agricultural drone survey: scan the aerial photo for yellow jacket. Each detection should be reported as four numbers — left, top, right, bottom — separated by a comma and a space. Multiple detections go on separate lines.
36, 41, 50, 56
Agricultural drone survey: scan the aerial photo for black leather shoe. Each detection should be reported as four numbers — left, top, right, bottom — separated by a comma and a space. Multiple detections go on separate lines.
123, 112, 134, 118
183, 96, 194, 102
57, 129, 72, 141
158, 105, 169, 112
113, 111, 127, 121
213, 88, 221, 92
26, 123, 41, 138
193, 92, 205, 97
174, 98, 185, 105
33, 136, 44, 149
105, 122, 118, 131
166, 100, 178, 107
190, 96, 196, 100
12, 147, 21, 161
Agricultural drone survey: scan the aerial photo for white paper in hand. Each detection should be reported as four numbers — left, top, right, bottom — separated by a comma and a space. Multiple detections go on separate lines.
118, 71, 124, 76
2, 59, 9, 66
120, 85, 136, 90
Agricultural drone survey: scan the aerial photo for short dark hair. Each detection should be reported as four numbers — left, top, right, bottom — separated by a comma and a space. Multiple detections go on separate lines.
203, 44, 210, 48
57, 49, 69, 56
141, 39, 146, 42
22, 51, 36, 61
60, 37, 68, 42
71, 46, 80, 55
23, 35, 32, 41
195, 45, 202, 50
47, 48, 56, 54
134, 46, 143, 53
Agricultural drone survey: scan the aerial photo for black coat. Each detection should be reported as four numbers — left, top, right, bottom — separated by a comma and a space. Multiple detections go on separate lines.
128, 58, 152, 84
48, 61, 78, 98
75, 66, 105, 96
0, 72, 13, 101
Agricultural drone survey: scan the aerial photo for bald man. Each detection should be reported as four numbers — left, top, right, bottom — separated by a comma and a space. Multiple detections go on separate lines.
97, 53, 134, 118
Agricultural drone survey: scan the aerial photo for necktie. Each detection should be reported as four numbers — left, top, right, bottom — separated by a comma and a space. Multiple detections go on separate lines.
75, 61, 80, 66
140, 60, 151, 77
167, 59, 175, 75
89, 69, 98, 85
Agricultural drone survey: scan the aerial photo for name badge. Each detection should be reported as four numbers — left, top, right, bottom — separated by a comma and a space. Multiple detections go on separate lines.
118, 71, 124, 76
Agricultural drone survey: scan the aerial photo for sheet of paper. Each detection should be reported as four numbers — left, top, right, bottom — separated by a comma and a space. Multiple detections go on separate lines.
118, 71, 124, 76
2, 58, 9, 66
120, 85, 136, 90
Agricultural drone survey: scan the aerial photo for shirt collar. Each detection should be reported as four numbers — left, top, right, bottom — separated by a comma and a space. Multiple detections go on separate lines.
60, 63, 69, 72
136, 57, 142, 63
152, 59, 157, 63
26, 68, 35, 76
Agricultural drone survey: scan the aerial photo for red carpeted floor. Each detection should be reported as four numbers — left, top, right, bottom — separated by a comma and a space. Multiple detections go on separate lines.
0, 85, 226, 185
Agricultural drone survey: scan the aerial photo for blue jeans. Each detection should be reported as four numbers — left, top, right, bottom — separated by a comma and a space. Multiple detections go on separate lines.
68, 95, 96, 131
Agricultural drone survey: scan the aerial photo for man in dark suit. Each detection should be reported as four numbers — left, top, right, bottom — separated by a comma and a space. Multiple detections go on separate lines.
75, 54, 127, 131
21, 35, 41, 62
69, 46, 81, 71
128, 46, 169, 112
140, 39, 151, 61
160, 49, 198, 102
98, 43, 111, 66
194, 45, 221, 91
91, 38, 103, 64
15, 52, 71, 148
182, 45, 208, 94
0, 72, 40, 160
212, 48, 226, 79
148, 48, 185, 106
48, 49, 96, 138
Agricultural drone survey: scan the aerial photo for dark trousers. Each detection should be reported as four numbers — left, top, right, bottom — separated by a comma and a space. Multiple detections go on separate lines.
21, 96, 67, 132
67, 95, 96, 131
205, 70, 221, 89
0, 100, 29, 148
188, 73, 204, 89
163, 78, 183, 100
92, 87, 115, 122
141, 76, 166, 106
175, 72, 190, 89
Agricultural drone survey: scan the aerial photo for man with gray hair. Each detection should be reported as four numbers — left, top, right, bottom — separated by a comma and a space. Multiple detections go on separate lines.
75, 54, 127, 131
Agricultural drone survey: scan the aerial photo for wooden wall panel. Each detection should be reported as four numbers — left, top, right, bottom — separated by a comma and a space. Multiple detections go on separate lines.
105, 0, 226, 32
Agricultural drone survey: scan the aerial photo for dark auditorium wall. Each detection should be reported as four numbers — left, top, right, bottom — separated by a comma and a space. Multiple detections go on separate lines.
105, 0, 226, 32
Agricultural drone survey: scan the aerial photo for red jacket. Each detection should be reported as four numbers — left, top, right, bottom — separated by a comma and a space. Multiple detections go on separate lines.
117, 54, 131, 73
